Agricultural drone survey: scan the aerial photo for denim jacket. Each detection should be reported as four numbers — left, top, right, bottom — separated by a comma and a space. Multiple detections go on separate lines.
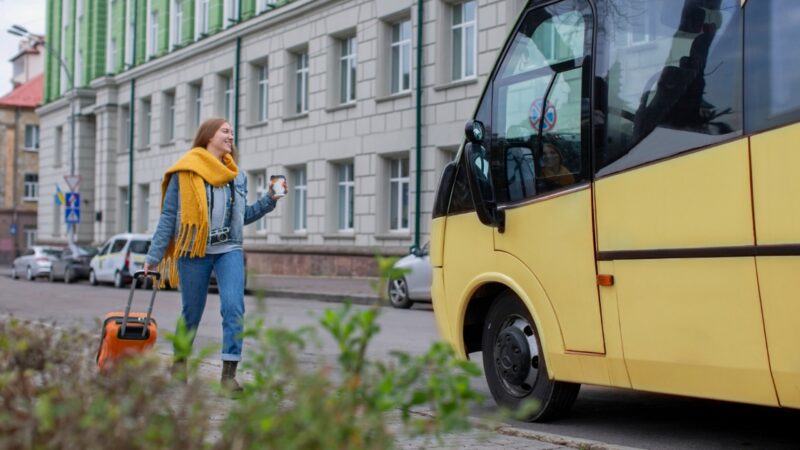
145, 172, 275, 265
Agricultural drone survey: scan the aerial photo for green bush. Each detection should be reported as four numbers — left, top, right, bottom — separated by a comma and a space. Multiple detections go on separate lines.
0, 257, 483, 449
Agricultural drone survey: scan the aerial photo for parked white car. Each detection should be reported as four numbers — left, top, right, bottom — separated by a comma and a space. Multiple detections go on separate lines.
11, 246, 63, 281
89, 233, 152, 288
387, 242, 432, 309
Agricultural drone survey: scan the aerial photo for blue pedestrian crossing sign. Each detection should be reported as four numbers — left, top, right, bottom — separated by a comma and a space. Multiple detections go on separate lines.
65, 192, 80, 224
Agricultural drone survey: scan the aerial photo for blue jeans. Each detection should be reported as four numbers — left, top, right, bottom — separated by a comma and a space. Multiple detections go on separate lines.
177, 249, 245, 362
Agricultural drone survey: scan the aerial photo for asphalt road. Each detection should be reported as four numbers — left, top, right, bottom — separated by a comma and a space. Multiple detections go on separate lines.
1, 274, 798, 449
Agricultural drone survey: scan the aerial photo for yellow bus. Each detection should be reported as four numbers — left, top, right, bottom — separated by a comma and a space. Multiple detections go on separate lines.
431, 0, 800, 421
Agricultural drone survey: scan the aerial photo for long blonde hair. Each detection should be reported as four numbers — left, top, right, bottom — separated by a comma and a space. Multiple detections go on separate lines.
192, 117, 236, 157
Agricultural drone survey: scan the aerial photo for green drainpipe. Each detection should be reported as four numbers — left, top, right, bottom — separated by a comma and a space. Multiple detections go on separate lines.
234, 36, 241, 148
127, 0, 139, 233
413, 0, 424, 252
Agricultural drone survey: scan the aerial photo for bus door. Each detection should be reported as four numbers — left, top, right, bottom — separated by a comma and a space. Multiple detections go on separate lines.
592, 0, 776, 405
490, 0, 604, 354
745, 0, 800, 409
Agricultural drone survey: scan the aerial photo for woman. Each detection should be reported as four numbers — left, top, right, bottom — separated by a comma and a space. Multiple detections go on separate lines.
143, 117, 280, 391
540, 142, 575, 188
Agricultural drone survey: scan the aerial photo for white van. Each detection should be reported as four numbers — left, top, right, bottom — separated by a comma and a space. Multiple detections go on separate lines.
89, 233, 152, 288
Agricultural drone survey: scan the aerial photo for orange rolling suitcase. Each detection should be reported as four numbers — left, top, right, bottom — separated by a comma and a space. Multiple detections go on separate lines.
97, 271, 160, 371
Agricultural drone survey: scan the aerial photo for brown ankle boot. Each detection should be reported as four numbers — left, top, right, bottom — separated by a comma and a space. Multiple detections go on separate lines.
221, 361, 243, 393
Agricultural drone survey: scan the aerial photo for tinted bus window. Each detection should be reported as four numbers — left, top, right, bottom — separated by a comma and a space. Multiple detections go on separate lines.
596, 0, 742, 176
491, 0, 592, 202
745, 1, 800, 133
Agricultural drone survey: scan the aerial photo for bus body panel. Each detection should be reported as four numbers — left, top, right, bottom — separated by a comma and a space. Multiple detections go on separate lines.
595, 139, 754, 251
751, 123, 800, 408
595, 138, 776, 406
494, 187, 604, 353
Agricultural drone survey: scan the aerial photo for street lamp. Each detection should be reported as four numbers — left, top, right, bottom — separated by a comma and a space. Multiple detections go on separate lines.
9, 24, 78, 250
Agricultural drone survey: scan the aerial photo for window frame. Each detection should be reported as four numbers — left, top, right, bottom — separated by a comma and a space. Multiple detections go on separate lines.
451, 0, 477, 82
295, 52, 309, 114
291, 167, 308, 232
257, 63, 269, 122
389, 158, 410, 232
339, 36, 357, 104
391, 20, 412, 94
24, 124, 40, 150
23, 173, 39, 201
337, 162, 355, 232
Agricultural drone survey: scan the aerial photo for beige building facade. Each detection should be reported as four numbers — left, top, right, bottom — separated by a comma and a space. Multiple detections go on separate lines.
37, 0, 527, 276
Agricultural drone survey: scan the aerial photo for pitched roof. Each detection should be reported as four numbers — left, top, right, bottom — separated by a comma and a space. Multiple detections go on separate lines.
0, 74, 44, 108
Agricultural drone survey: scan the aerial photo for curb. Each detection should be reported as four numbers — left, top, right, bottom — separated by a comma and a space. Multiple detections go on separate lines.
254, 288, 381, 306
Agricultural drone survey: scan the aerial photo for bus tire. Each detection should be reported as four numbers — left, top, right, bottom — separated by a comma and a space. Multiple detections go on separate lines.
482, 291, 580, 422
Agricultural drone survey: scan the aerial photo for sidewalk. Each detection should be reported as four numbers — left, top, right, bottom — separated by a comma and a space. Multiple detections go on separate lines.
191, 356, 625, 450
248, 274, 381, 304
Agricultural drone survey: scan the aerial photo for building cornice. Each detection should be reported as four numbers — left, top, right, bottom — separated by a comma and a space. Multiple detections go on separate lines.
36, 88, 97, 115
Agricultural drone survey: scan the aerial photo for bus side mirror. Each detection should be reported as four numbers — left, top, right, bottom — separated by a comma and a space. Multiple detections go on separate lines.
465, 120, 485, 143
463, 120, 505, 232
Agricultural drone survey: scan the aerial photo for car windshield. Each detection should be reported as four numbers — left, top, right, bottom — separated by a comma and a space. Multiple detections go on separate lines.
42, 249, 62, 257
129, 240, 151, 254
77, 246, 97, 256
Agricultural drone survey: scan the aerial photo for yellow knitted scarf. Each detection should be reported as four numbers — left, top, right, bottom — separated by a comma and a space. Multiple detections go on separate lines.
157, 147, 239, 288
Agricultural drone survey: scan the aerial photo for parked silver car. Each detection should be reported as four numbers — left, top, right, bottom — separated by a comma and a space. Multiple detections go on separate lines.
11, 246, 63, 281
387, 242, 432, 309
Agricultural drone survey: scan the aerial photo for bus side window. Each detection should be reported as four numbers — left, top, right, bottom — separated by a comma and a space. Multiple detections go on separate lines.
596, 0, 743, 176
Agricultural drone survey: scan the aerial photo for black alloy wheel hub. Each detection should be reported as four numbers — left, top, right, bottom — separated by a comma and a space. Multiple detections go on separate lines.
495, 326, 532, 386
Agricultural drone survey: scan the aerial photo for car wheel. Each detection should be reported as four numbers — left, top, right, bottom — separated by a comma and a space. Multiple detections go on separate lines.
26, 266, 34, 281
388, 277, 413, 309
482, 290, 580, 422
89, 270, 98, 286
114, 271, 125, 289
49, 269, 57, 282
64, 267, 73, 284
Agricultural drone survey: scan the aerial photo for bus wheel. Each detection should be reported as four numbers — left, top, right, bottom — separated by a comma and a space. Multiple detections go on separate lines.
481, 291, 580, 422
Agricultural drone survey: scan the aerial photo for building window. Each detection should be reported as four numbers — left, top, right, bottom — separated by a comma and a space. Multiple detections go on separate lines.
141, 98, 152, 147
171, 0, 182, 47
258, 64, 269, 122
190, 82, 202, 130
119, 187, 129, 233
54, 126, 63, 166
196, 0, 209, 39
224, 0, 238, 27
452, 1, 477, 81
391, 20, 412, 94
389, 158, 409, 231
291, 167, 307, 232
23, 174, 39, 201
24, 125, 40, 150
221, 74, 234, 119
148, 9, 159, 57
24, 225, 37, 249
257, 0, 277, 14
164, 91, 176, 142
108, 38, 117, 73
125, 0, 135, 66
255, 172, 268, 232
295, 52, 309, 114
337, 163, 355, 231
137, 184, 150, 233
61, 0, 70, 93
119, 104, 131, 152
340, 37, 357, 104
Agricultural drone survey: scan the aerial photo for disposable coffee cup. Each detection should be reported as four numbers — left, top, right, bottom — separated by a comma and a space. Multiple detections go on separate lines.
270, 175, 287, 198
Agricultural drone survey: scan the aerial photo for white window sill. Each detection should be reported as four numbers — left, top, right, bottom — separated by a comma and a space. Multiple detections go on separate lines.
323, 232, 356, 240
245, 120, 270, 129
374, 232, 411, 241
325, 102, 357, 113
434, 77, 478, 92
283, 112, 308, 122
23, 147, 39, 152
375, 91, 412, 104
23, 198, 38, 203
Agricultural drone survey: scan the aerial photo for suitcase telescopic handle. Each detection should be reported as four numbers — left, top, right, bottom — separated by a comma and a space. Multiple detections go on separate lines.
121, 271, 161, 337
